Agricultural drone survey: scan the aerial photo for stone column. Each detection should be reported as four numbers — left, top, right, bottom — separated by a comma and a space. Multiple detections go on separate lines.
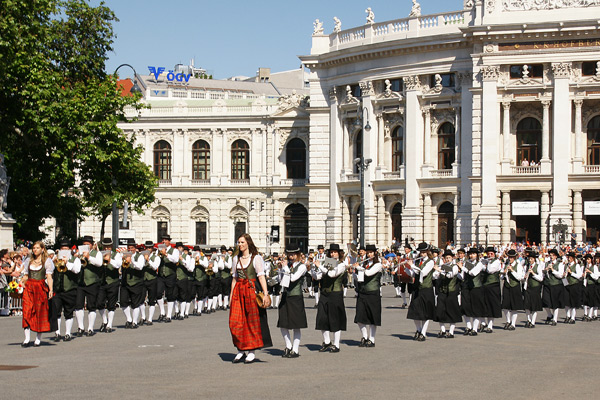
454, 107, 461, 173
377, 114, 384, 170
573, 99, 584, 173
376, 195, 386, 248
540, 100, 551, 174
457, 72, 473, 245
359, 81, 377, 245
502, 102, 511, 161
573, 190, 584, 243
501, 191, 511, 244
422, 107, 432, 166
550, 63, 573, 226
423, 192, 433, 244
541, 191, 550, 244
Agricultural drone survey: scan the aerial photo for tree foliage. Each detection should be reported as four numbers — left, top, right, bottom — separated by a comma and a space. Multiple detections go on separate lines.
0, 0, 156, 241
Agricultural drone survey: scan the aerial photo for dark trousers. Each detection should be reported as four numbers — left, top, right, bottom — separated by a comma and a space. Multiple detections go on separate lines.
157, 274, 176, 302
193, 280, 208, 300
97, 281, 120, 311
50, 289, 77, 331
143, 279, 158, 306
175, 279, 190, 303
120, 283, 145, 309
75, 283, 100, 312
221, 276, 232, 297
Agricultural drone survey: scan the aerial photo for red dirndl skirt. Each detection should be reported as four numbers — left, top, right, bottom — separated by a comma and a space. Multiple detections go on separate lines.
229, 279, 263, 351
22, 279, 51, 332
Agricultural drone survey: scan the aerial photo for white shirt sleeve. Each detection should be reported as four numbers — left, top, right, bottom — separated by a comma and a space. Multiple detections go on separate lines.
185, 255, 195, 272
290, 263, 307, 282
110, 252, 123, 269
132, 254, 145, 271
217, 257, 224, 271
254, 255, 266, 277
469, 261, 484, 276
511, 261, 524, 281
148, 255, 161, 271
532, 264, 544, 282
486, 259, 502, 274
88, 251, 103, 267
67, 257, 81, 274
571, 263, 583, 280
420, 259, 435, 277
167, 248, 180, 263
327, 261, 346, 278
232, 256, 239, 278
553, 262, 565, 278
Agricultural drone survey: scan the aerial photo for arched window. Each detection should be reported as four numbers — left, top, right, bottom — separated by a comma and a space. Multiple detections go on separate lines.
438, 122, 455, 170
286, 138, 306, 179
438, 201, 454, 248
284, 204, 309, 253
231, 139, 249, 180
587, 116, 600, 165
192, 140, 210, 180
354, 130, 363, 173
153, 140, 172, 180
391, 203, 402, 243
391, 126, 404, 171
516, 118, 542, 165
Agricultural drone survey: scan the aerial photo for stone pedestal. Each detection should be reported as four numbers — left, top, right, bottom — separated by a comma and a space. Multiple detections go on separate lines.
0, 214, 15, 250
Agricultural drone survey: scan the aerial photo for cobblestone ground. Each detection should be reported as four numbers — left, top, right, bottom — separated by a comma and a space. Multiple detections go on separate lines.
1, 286, 598, 399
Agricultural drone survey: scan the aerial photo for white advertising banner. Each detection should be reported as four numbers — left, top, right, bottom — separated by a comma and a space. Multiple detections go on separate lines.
584, 201, 600, 216
512, 201, 539, 216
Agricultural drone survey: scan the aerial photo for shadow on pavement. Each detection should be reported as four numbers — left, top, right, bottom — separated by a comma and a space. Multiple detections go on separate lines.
391, 333, 417, 341
340, 339, 361, 347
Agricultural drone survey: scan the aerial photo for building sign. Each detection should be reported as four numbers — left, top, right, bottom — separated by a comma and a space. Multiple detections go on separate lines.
118, 229, 136, 246
499, 39, 600, 51
512, 201, 539, 216
148, 66, 192, 83
584, 201, 600, 216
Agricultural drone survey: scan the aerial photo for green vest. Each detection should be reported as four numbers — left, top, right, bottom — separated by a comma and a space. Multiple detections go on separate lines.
236, 256, 257, 280
176, 256, 190, 281
506, 261, 521, 288
221, 255, 232, 279
83, 250, 103, 286
53, 256, 78, 292
124, 253, 144, 286
144, 254, 159, 281
361, 270, 381, 293
104, 251, 120, 285
566, 262, 580, 286
438, 264, 458, 293
29, 264, 46, 280
484, 259, 500, 285
194, 257, 208, 281
464, 260, 483, 289
419, 259, 434, 289
285, 263, 304, 297
159, 247, 176, 277
527, 263, 541, 288
320, 263, 345, 293
586, 265, 596, 285
543, 260, 562, 286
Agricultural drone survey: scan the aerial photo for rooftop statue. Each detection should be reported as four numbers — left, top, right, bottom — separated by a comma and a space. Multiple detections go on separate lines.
409, 0, 422, 17
365, 7, 375, 24
313, 19, 324, 35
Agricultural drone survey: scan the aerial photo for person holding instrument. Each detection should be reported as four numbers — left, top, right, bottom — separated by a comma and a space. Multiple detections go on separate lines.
50, 239, 80, 342
501, 249, 524, 331
406, 242, 435, 342
21, 241, 54, 347
481, 246, 502, 333
434, 250, 462, 338
74, 235, 103, 337
562, 251, 583, 324
354, 244, 382, 347
523, 251, 544, 328
229, 234, 272, 364
542, 248, 564, 326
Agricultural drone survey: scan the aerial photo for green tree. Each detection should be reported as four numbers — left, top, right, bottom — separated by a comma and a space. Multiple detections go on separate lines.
0, 0, 156, 241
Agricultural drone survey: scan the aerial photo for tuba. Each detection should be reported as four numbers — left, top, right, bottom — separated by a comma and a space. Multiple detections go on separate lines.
56, 259, 67, 273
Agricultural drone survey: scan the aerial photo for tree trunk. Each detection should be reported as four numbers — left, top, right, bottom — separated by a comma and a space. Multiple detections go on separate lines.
100, 213, 108, 240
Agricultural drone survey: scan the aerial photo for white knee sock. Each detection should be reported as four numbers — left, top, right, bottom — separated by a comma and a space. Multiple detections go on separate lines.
108, 311, 115, 328
422, 320, 430, 335
473, 318, 480, 332
75, 309, 84, 329
321, 330, 330, 344
315, 292, 319, 304
65, 318, 73, 335
292, 329, 301, 353
503, 309, 511, 324
531, 312, 537, 325
211, 296, 218, 310
132, 307, 140, 324
466, 318, 472, 330
526, 310, 532, 322
414, 320, 423, 332
402, 291, 407, 304
246, 351, 255, 362
281, 328, 292, 349
185, 302, 191, 315
140, 305, 146, 320
124, 306, 132, 322
358, 323, 368, 339
174, 302, 179, 314
218, 294, 223, 307
487, 318, 494, 330
56, 317, 62, 335
511, 312, 518, 326
553, 309, 559, 322
179, 302, 187, 316
167, 301, 174, 318
333, 330, 341, 347
343, 287, 347, 297
88, 311, 96, 331
24, 328, 31, 343
148, 306, 155, 322
206, 298, 213, 310
449, 324, 455, 335
565, 307, 570, 319
440, 323, 446, 333
224, 296, 229, 308
369, 325, 376, 342
100, 309, 107, 324
544, 307, 552, 318
35, 332, 42, 345
157, 298, 165, 315
571, 308, 577, 320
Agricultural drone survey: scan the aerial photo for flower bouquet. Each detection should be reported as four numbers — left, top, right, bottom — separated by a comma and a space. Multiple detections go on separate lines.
5, 280, 24, 299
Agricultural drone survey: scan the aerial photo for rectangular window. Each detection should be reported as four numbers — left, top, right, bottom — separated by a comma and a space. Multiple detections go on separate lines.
510, 64, 543, 79
430, 74, 455, 88
157, 222, 168, 243
195, 221, 207, 245
582, 61, 598, 76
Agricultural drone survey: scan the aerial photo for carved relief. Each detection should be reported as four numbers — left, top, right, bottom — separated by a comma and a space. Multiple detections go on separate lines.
384, 113, 405, 138
278, 127, 309, 151
277, 90, 309, 111
551, 62, 572, 79
152, 205, 171, 221
582, 100, 600, 127
431, 109, 456, 132
481, 65, 501, 81
510, 104, 543, 131
359, 81, 374, 96
404, 76, 421, 90
486, 0, 496, 13
503, 0, 600, 11
190, 205, 209, 220
329, 86, 338, 101
375, 79, 402, 100
341, 85, 360, 106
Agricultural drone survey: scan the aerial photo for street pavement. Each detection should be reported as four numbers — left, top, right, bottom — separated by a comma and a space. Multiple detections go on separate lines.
1, 285, 598, 399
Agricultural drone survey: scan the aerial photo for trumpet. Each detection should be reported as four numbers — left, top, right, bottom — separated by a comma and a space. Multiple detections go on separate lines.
122, 259, 131, 269
80, 257, 88, 268
205, 262, 215, 276
56, 259, 67, 273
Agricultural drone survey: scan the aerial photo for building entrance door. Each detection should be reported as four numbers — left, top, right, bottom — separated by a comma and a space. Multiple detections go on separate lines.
515, 215, 540, 244
437, 202, 454, 248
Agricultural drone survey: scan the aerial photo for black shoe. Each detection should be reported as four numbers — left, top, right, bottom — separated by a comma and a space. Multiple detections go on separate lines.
63, 334, 72, 342
157, 314, 165, 322
551, 320, 557, 326
365, 340, 375, 347
99, 323, 107, 333
480, 323, 487, 329
569, 318, 575, 324
288, 351, 300, 358
282, 348, 291, 358
416, 333, 426, 342
318, 342, 332, 352
106, 327, 114, 333
530, 323, 535, 328
437, 331, 445, 338
76, 328, 84, 337
53, 333, 62, 342
192, 309, 198, 316
125, 321, 132, 329
164, 318, 171, 323
329, 346, 340, 353
468, 330, 478, 336
232, 354, 245, 364
145, 321, 153, 326
21, 342, 30, 348
563, 317, 570, 324
507, 325, 516, 331
177, 315, 184, 321
463, 329, 471, 336
413, 331, 419, 341
503, 322, 509, 330
139, 319, 146, 326
184, 314, 189, 319
86, 330, 95, 337
132, 323, 139, 329
359, 338, 367, 347
484, 328, 493, 333
446, 333, 455, 339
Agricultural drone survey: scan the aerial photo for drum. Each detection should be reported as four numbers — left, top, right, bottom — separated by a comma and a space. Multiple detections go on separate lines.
396, 261, 415, 284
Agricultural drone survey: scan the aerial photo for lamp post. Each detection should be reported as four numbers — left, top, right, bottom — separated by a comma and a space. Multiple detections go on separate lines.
112, 64, 142, 249
484, 224, 489, 248
354, 103, 372, 249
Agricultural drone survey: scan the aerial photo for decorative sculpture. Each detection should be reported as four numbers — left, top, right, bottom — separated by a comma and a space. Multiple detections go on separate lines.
409, 0, 422, 17
365, 7, 375, 24
313, 19, 324, 35
333, 16, 342, 33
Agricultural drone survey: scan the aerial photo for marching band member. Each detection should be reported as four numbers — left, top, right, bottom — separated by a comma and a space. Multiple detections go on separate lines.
229, 234, 272, 364
74, 236, 103, 337
481, 246, 502, 333
313, 245, 326, 307
313, 243, 347, 353
593, 254, 600, 320
277, 242, 307, 358
140, 241, 160, 325
50, 239, 80, 342
460, 248, 485, 335
120, 239, 145, 329
175, 242, 194, 320
192, 246, 209, 315
501, 249, 525, 331
354, 244, 382, 347
97, 238, 122, 334
582, 254, 598, 321
21, 241, 54, 347
266, 252, 282, 309
562, 252, 583, 324
156, 235, 179, 323
220, 245, 233, 310
434, 250, 462, 338
542, 248, 564, 326
406, 242, 435, 342
523, 251, 544, 328
207, 248, 221, 313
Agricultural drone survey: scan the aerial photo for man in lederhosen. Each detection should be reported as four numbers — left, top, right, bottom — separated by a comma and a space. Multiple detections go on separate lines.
267, 252, 282, 309
313, 245, 326, 307
174, 242, 194, 320
74, 235, 104, 337
192, 246, 209, 315
481, 246, 502, 333
140, 240, 160, 325
542, 248, 565, 326
50, 239, 80, 342
156, 235, 179, 322
206, 248, 220, 313
501, 249, 525, 331
120, 239, 145, 329
460, 247, 485, 335
97, 238, 122, 334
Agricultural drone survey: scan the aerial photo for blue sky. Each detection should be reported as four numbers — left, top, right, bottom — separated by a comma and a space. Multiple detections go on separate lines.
101, 0, 462, 79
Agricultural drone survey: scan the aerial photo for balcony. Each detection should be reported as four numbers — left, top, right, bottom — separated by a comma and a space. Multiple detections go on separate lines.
510, 165, 540, 175
382, 169, 404, 180
280, 178, 308, 187
430, 169, 453, 178
584, 165, 600, 173
157, 179, 172, 186
230, 179, 250, 186
190, 179, 210, 186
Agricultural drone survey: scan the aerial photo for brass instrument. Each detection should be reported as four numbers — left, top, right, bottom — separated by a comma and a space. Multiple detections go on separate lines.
80, 257, 88, 268
206, 259, 215, 276
122, 259, 131, 269
56, 259, 67, 273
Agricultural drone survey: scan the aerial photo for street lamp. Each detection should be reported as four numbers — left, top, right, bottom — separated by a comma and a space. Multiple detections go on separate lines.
354, 156, 372, 249
484, 224, 489, 247
111, 64, 142, 249
354, 106, 372, 132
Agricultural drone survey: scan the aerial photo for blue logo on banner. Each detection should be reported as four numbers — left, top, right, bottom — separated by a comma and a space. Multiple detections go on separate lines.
148, 66, 191, 83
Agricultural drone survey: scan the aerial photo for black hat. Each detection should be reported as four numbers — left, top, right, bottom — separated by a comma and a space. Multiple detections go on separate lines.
161, 234, 171, 241
507, 249, 518, 258
404, 238, 411, 249
81, 235, 94, 244
228, 247, 234, 252
548, 248, 559, 257
567, 252, 576, 258
59, 239, 71, 248
175, 242, 184, 248
317, 245, 324, 250
594, 253, 600, 259
484, 246, 496, 254
127, 238, 136, 246
443, 249, 454, 257
209, 247, 217, 253
285, 242, 300, 253
527, 251, 538, 258
101, 237, 113, 247
328, 243, 341, 252
358, 245, 366, 251
583, 254, 593, 260
365, 244, 377, 252
220, 245, 227, 251
468, 247, 479, 254
416, 242, 430, 252
144, 240, 154, 248
272, 252, 279, 257
193, 245, 201, 251
457, 248, 466, 253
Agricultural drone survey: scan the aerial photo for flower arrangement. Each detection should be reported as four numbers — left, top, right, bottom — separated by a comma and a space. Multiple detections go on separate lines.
5, 280, 24, 298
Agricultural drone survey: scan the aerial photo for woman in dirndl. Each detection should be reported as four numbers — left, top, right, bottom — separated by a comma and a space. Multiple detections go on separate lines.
229, 234, 272, 364
277, 242, 307, 358
523, 251, 544, 328
353, 244, 382, 347
406, 242, 436, 342
21, 241, 54, 347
